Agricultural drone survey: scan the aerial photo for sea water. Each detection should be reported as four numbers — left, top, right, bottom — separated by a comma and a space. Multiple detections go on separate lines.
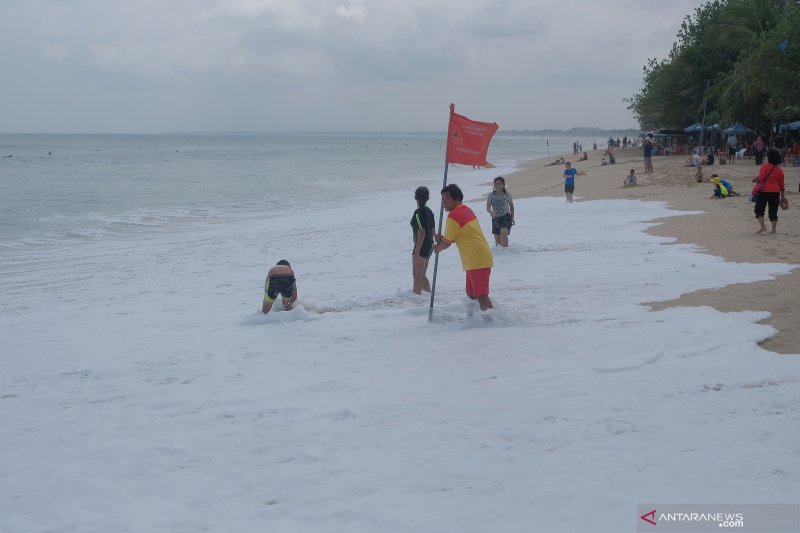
0, 131, 589, 302
0, 132, 589, 246
3, 132, 799, 533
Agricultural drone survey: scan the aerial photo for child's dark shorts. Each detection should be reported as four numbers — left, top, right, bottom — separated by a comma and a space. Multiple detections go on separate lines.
491, 213, 513, 235
264, 275, 296, 303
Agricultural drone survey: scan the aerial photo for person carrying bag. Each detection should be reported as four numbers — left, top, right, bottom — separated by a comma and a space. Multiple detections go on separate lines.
752, 149, 787, 234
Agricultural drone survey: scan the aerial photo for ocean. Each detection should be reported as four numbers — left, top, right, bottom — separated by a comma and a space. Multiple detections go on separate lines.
2, 132, 798, 533
0, 131, 594, 306
0, 132, 595, 247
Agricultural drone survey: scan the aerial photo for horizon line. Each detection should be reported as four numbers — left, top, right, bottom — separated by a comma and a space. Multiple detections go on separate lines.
0, 127, 644, 136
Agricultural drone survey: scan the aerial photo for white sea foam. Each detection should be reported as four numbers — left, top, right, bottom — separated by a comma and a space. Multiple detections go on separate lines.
1, 134, 799, 533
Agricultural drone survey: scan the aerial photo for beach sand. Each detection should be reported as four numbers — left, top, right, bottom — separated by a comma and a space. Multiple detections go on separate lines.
499, 148, 799, 354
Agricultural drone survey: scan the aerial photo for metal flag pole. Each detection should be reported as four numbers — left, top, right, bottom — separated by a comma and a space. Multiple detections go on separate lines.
428, 158, 449, 322
427, 103, 499, 321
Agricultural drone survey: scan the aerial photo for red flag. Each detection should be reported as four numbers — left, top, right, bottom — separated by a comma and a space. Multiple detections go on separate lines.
445, 103, 499, 167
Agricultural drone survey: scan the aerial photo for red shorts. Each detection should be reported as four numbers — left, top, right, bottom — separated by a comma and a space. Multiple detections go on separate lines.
465, 268, 491, 298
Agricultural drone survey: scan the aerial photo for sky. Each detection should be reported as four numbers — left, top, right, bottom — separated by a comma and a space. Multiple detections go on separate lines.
0, 0, 709, 134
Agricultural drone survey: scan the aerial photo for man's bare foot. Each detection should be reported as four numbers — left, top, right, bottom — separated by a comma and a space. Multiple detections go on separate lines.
757, 227, 767, 233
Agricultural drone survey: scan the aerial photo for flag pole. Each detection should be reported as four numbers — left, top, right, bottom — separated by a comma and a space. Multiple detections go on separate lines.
428, 104, 455, 322
428, 159, 449, 322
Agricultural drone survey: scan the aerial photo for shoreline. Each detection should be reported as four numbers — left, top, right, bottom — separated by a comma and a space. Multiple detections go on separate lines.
500, 148, 800, 354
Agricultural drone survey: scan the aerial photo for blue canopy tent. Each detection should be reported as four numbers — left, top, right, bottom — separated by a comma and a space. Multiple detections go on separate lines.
722, 123, 755, 135
778, 121, 800, 132
684, 123, 720, 133
683, 123, 720, 152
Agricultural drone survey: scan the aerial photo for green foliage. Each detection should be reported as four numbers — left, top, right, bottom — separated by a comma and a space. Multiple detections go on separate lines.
627, 0, 800, 132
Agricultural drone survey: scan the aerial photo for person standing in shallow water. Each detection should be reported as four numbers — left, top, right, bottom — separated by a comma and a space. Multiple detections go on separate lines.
410, 186, 435, 294
562, 162, 585, 203
434, 184, 494, 311
486, 176, 514, 247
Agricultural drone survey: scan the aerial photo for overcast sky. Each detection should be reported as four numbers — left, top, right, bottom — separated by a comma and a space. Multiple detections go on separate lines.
0, 0, 707, 133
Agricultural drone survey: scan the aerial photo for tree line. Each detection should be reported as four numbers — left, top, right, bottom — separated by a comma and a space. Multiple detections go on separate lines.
626, 0, 800, 135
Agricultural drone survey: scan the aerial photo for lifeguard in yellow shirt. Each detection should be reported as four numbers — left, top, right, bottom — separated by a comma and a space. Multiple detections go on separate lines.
433, 183, 494, 311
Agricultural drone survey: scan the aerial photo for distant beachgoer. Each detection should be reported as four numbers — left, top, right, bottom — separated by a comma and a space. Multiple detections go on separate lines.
623, 168, 638, 186
433, 184, 494, 311
754, 136, 765, 165
593, 141, 598, 151
709, 176, 729, 198
563, 161, 586, 203
643, 137, 654, 173
753, 149, 786, 234
262, 260, 298, 315
694, 163, 704, 182
411, 186, 435, 294
486, 176, 514, 247
727, 134, 738, 164
578, 151, 588, 161
709, 174, 738, 196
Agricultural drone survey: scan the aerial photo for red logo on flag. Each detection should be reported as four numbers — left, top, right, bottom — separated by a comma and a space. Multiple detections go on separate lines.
641, 509, 657, 526
445, 103, 498, 167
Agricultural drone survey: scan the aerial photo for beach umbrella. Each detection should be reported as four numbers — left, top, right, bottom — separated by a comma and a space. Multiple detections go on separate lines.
722, 123, 755, 135
780, 120, 800, 132
683, 122, 703, 133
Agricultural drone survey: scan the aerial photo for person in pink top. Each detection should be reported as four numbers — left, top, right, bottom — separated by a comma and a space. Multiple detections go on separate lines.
753, 149, 787, 234
754, 136, 765, 165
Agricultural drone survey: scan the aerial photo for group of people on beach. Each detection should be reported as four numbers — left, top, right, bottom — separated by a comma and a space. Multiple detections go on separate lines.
407, 177, 514, 310
683, 143, 789, 233
261, 142, 791, 316
262, 178, 514, 316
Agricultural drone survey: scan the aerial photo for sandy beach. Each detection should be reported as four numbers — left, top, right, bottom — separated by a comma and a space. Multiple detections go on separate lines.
501, 147, 800, 354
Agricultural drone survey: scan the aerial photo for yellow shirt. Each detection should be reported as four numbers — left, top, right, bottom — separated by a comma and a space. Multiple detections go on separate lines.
443, 204, 493, 271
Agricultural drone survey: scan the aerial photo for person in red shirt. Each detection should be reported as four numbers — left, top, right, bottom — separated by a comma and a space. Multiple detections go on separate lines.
753, 149, 787, 234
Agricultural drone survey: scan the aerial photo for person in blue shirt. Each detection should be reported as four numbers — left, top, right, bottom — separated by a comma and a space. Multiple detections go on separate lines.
563, 161, 586, 203
710, 174, 740, 197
